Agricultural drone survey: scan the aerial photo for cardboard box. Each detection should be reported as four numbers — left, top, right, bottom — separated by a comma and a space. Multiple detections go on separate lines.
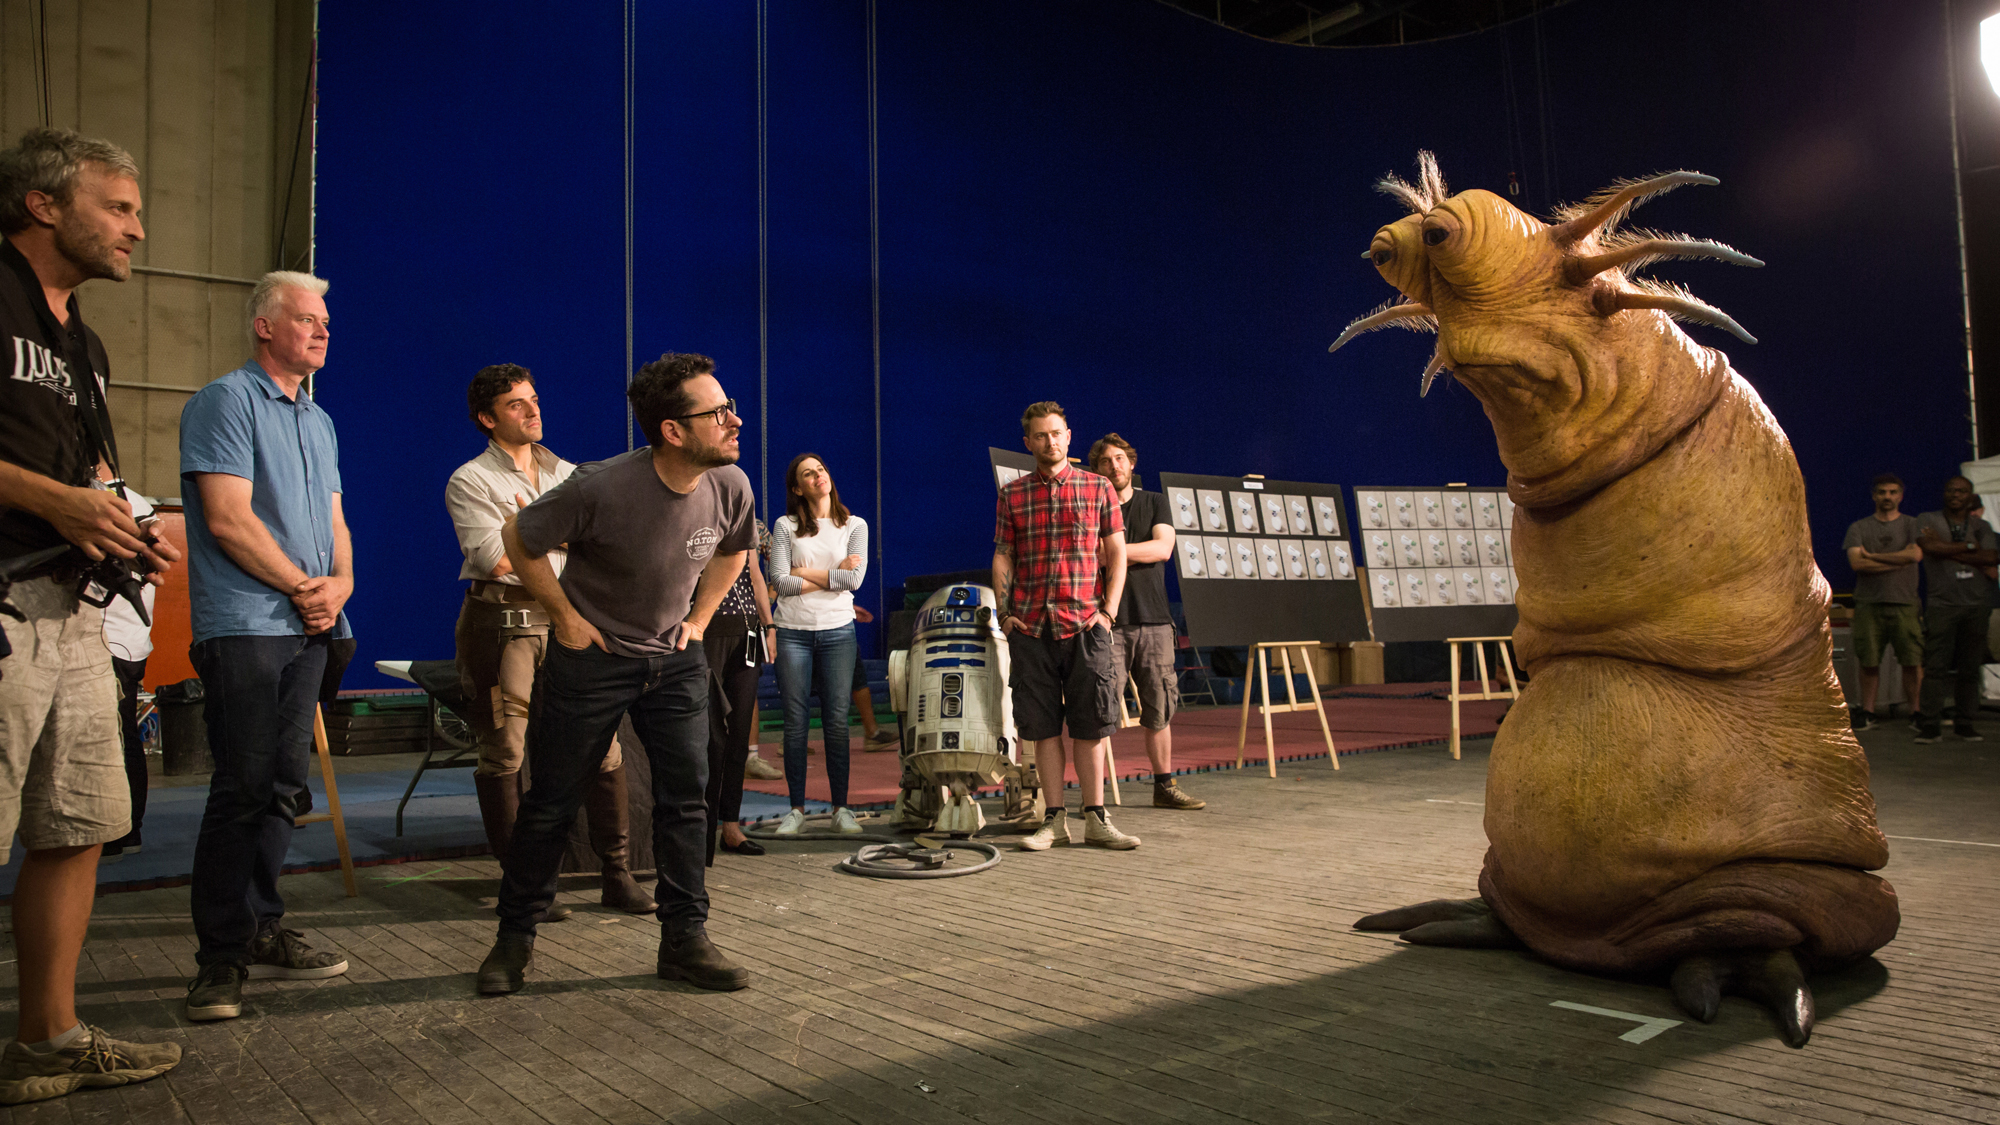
1347, 641, 1385, 685
1311, 644, 1343, 685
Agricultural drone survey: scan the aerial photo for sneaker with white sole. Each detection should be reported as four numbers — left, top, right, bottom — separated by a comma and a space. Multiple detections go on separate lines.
832, 808, 864, 834
863, 729, 901, 752
773, 808, 806, 836
743, 753, 784, 780
1082, 808, 1141, 850
1018, 808, 1070, 851
248, 926, 349, 980
0, 1025, 181, 1105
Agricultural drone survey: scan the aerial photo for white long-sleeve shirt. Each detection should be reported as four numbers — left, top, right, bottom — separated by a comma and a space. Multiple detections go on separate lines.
769, 514, 868, 630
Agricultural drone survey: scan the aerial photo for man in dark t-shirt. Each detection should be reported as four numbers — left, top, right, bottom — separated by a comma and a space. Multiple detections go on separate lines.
477, 353, 756, 997
1841, 472, 1922, 729
1089, 434, 1202, 810
1913, 476, 1999, 743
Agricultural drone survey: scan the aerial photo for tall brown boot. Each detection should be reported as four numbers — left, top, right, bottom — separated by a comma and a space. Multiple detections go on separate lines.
588, 765, 657, 914
476, 772, 570, 922
474, 773, 519, 862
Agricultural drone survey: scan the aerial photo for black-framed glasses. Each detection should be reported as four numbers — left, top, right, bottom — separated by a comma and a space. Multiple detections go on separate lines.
675, 398, 738, 427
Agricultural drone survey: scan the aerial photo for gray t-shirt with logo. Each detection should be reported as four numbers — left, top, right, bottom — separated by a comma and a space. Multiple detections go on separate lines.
1914, 510, 2000, 609
1841, 513, 1920, 605
516, 450, 756, 657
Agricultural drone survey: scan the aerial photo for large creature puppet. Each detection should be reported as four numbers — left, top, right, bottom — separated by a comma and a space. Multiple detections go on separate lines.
1331, 154, 1898, 1048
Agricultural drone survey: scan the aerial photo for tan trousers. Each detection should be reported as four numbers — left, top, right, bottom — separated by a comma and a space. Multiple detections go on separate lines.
455, 594, 619, 778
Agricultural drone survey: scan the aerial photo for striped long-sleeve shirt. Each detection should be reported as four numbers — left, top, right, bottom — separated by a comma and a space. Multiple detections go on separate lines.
769, 514, 869, 630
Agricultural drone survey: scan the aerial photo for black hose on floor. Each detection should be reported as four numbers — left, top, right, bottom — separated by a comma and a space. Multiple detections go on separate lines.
744, 814, 1004, 879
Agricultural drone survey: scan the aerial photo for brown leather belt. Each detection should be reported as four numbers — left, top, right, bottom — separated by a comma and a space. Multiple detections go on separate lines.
469, 579, 538, 603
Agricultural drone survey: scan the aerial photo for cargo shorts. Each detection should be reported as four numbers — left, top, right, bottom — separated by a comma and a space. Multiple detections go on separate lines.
1851, 601, 1922, 670
0, 576, 131, 864
1113, 622, 1179, 730
1007, 622, 1122, 741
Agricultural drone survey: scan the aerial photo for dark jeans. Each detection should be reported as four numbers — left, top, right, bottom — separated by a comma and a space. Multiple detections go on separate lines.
776, 624, 856, 808
497, 640, 709, 938
112, 656, 148, 846
190, 633, 329, 967
702, 626, 761, 865
1918, 603, 1992, 729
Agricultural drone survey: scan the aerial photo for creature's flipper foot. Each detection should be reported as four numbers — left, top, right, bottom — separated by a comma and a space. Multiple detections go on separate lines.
1353, 897, 1523, 948
1669, 948, 1815, 1049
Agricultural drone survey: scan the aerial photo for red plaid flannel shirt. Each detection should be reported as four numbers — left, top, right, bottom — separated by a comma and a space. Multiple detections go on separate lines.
994, 464, 1124, 639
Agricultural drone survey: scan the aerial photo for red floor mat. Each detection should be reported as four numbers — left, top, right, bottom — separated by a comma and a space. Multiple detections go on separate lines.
746, 680, 1510, 807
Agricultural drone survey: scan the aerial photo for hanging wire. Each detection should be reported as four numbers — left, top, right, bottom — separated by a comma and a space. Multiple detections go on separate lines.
757, 0, 771, 523
1496, 0, 1529, 202
275, 48, 318, 270
36, 0, 52, 126
868, 0, 884, 612
1529, 0, 1559, 208
624, 0, 636, 450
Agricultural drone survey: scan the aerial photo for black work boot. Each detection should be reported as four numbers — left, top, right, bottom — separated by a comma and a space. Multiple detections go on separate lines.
477, 933, 535, 995
657, 928, 749, 991
587, 764, 657, 914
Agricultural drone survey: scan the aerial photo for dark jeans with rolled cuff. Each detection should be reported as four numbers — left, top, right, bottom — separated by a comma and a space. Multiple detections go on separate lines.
190, 633, 329, 967
1918, 603, 1993, 732
702, 623, 762, 865
496, 640, 710, 939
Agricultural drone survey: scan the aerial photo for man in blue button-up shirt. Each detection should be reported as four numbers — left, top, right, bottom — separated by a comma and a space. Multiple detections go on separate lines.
178, 270, 353, 1022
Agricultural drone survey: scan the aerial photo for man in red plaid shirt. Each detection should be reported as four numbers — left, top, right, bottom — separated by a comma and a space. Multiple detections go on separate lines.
992, 402, 1139, 851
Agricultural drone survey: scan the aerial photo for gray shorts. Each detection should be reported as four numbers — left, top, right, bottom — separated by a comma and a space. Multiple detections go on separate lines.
0, 576, 131, 863
1007, 624, 1122, 741
1114, 623, 1178, 730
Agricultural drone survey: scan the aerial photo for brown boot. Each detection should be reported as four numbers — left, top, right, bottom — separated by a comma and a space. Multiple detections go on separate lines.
474, 773, 519, 862
587, 765, 657, 914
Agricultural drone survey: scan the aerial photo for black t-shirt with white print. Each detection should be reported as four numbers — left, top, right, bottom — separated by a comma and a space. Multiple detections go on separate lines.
0, 237, 116, 559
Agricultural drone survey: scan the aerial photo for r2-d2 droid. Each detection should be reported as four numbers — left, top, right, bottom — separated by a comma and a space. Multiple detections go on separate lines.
887, 584, 1042, 836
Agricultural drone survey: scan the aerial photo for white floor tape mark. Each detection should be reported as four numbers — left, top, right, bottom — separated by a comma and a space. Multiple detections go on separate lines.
1424, 799, 1484, 806
1885, 835, 2000, 848
1549, 1001, 1683, 1044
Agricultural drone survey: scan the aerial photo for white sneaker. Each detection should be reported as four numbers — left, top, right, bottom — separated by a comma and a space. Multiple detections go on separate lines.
832, 808, 864, 835
1018, 808, 1071, 851
773, 809, 806, 836
743, 753, 783, 780
1082, 808, 1140, 850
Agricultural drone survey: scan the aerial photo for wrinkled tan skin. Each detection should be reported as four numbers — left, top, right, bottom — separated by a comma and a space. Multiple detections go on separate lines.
1370, 188, 1898, 973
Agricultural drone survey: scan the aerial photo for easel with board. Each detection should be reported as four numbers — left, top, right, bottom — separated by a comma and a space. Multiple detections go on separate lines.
1234, 641, 1339, 776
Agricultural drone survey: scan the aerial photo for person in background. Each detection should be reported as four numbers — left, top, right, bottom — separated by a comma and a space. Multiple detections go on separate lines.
179, 270, 354, 1023
851, 605, 899, 751
1914, 476, 1999, 743
98, 473, 156, 861
705, 519, 776, 858
1089, 432, 1203, 810
1841, 472, 1922, 730
0, 126, 183, 1103
741, 521, 783, 782
768, 453, 869, 836
445, 363, 654, 916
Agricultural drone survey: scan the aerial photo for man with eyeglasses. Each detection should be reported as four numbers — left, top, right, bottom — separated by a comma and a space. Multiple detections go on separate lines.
993, 401, 1140, 851
477, 352, 757, 995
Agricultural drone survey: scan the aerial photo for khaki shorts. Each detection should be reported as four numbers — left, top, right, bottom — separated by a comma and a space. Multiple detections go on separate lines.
0, 576, 130, 864
1113, 623, 1179, 730
1852, 602, 1922, 670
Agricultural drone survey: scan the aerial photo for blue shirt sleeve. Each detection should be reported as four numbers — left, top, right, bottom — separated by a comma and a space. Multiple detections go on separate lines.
179, 383, 256, 479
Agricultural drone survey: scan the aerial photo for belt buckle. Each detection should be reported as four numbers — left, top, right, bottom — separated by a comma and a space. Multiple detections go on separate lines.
501, 608, 528, 629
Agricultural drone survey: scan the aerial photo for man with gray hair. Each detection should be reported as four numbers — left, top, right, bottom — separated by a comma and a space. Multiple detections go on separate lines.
179, 268, 354, 1022
0, 127, 182, 1104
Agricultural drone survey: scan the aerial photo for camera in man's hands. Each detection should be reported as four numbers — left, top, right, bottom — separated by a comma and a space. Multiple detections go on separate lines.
73, 530, 157, 627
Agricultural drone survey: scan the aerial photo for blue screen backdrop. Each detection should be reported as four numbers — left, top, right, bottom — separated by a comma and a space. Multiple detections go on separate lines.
316, 0, 1964, 687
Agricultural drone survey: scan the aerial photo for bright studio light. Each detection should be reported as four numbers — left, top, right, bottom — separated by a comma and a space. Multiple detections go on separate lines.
1983, 14, 2000, 97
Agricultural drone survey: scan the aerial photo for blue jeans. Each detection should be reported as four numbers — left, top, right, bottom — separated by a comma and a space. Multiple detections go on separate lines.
496, 640, 710, 938
189, 633, 328, 967
776, 624, 856, 808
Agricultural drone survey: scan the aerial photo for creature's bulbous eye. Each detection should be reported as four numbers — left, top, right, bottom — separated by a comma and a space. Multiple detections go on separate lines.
1372, 249, 1393, 266
1423, 227, 1449, 246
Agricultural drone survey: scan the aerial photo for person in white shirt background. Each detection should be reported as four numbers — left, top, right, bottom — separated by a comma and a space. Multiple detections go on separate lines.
97, 476, 154, 862
767, 453, 868, 836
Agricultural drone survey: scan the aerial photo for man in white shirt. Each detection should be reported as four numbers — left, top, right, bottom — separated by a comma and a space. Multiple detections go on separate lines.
445, 364, 654, 915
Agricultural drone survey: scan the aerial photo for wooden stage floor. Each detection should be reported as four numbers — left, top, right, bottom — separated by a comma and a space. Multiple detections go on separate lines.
4, 721, 1995, 1124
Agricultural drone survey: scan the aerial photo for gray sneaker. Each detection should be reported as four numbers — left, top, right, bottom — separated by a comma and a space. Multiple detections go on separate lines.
743, 753, 784, 780
249, 926, 349, 980
0, 1026, 181, 1105
1081, 808, 1141, 850
185, 961, 246, 1022
1018, 808, 1071, 851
